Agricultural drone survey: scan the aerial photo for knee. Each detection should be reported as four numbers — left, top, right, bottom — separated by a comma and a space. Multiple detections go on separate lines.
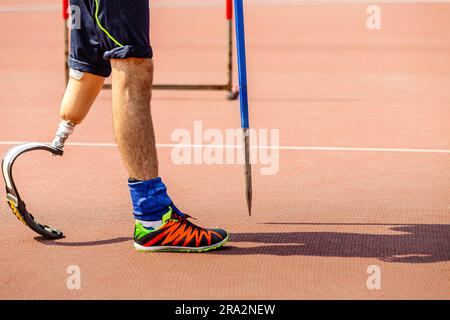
111, 58, 154, 89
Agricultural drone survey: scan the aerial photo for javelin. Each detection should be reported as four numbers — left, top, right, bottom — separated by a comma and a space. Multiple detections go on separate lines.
234, 0, 253, 216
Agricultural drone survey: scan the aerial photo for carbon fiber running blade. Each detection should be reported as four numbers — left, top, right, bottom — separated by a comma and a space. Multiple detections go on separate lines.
2, 142, 64, 239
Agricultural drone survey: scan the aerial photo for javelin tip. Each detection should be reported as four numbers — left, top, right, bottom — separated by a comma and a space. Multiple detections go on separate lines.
244, 129, 253, 217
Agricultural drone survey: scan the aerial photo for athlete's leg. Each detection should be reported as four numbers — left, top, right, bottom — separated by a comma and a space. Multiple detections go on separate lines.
111, 58, 158, 180
93, 0, 228, 251
90, 0, 170, 223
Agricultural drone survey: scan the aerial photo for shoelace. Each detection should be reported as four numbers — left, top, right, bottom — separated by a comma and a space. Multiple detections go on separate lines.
171, 212, 194, 222
170, 204, 196, 220
169, 204, 201, 232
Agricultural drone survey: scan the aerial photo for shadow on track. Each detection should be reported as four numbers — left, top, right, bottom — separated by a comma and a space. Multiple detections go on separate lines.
35, 236, 132, 247
34, 224, 450, 263
216, 224, 450, 264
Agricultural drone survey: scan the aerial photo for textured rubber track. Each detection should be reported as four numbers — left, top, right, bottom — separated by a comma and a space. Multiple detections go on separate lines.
1, 1, 450, 300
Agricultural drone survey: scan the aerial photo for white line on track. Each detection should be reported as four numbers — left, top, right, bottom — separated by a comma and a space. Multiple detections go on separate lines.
0, 141, 450, 154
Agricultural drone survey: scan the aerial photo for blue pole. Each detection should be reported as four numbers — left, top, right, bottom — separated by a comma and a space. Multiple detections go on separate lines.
234, 0, 252, 216
234, 0, 249, 129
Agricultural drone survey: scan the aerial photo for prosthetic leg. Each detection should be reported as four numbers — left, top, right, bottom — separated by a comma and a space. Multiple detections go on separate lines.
1, 121, 75, 239
1, 71, 104, 239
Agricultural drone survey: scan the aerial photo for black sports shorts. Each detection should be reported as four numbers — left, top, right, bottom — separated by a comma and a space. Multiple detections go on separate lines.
68, 0, 153, 77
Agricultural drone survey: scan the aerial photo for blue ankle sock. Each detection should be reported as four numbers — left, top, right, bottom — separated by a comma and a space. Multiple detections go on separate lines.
128, 177, 173, 221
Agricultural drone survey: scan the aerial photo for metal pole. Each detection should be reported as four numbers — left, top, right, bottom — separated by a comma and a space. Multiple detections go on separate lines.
226, 0, 236, 99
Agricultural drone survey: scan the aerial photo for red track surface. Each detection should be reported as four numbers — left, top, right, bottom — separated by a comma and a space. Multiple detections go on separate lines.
0, 1, 449, 299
